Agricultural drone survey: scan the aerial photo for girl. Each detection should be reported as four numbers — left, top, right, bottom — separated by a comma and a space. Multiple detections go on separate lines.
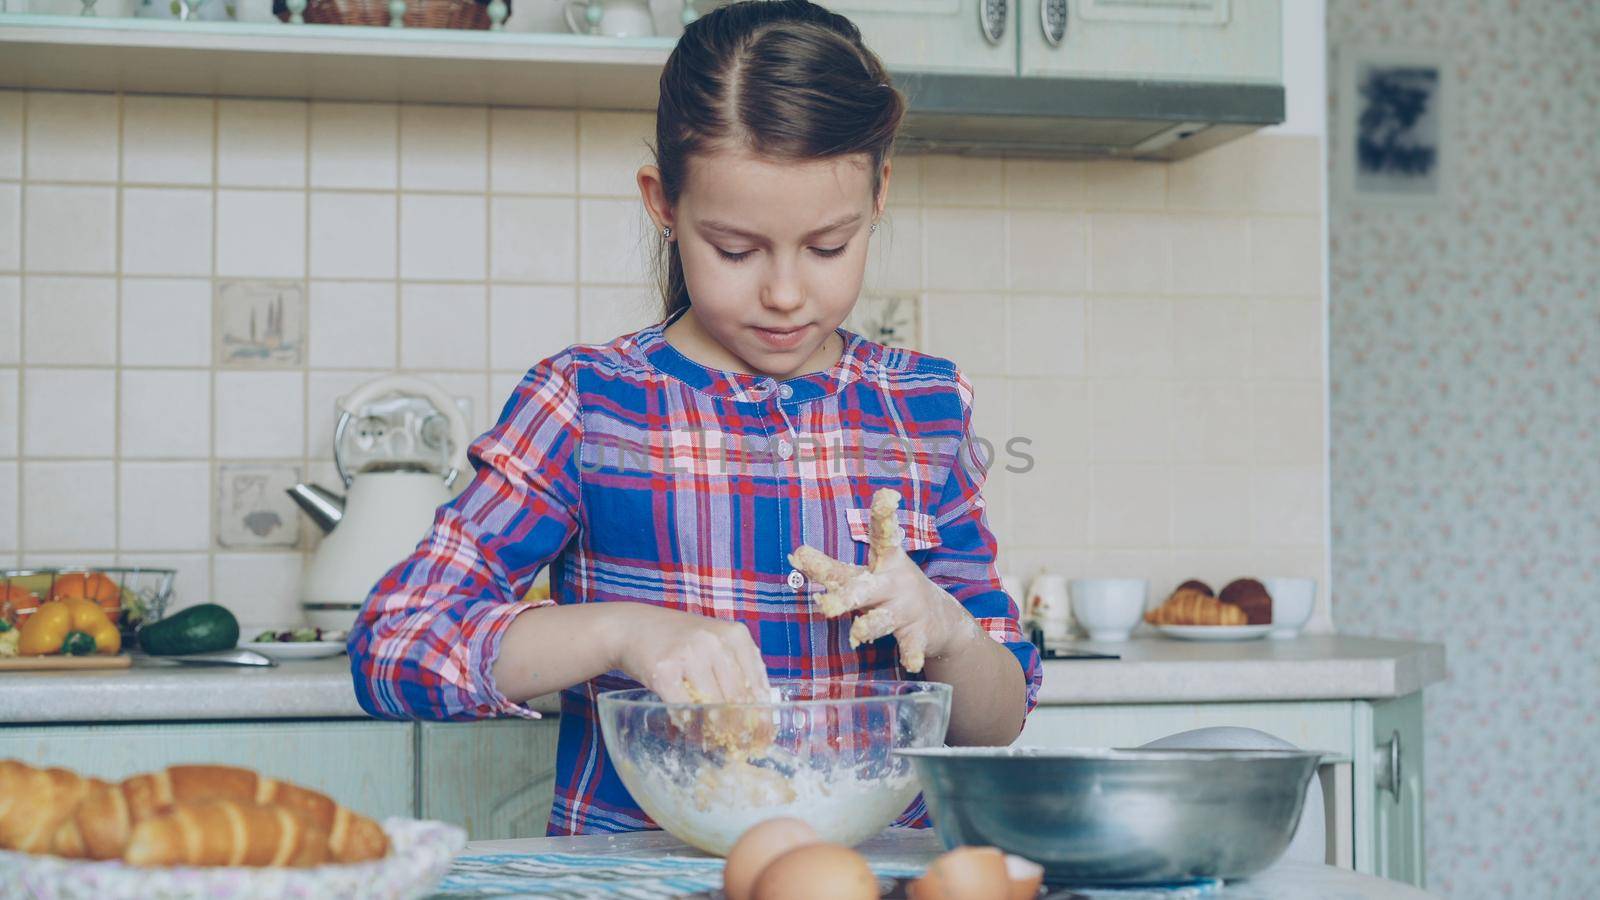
350, 0, 1042, 836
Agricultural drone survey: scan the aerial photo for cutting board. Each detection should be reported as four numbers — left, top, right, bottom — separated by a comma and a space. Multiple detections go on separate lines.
0, 653, 133, 671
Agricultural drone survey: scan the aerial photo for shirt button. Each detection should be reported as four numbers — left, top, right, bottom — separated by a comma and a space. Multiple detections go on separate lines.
778, 383, 795, 400
787, 570, 806, 589
776, 439, 794, 460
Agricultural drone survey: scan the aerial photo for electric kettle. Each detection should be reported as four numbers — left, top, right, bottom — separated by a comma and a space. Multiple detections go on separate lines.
287, 375, 470, 631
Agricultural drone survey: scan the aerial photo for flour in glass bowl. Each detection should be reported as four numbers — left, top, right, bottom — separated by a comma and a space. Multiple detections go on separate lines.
618, 753, 920, 856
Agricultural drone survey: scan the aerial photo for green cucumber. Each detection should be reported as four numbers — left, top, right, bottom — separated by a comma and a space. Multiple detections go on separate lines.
137, 603, 240, 656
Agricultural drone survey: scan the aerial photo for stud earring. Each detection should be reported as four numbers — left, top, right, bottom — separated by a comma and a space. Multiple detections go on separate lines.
870, 222, 879, 234
661, 226, 673, 240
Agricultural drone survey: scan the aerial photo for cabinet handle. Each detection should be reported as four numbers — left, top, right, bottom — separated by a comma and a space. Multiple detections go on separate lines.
1374, 729, 1402, 802
1040, 0, 1066, 46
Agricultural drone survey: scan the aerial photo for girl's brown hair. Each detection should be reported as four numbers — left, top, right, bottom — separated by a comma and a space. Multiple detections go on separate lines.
651, 0, 906, 318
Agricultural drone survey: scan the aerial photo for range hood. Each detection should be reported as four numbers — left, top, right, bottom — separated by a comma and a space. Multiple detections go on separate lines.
893, 72, 1285, 161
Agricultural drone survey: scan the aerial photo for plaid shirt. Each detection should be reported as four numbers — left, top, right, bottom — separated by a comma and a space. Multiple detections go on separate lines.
349, 316, 1043, 836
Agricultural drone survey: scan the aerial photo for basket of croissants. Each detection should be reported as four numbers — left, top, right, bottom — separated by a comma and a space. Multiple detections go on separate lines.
0, 760, 464, 900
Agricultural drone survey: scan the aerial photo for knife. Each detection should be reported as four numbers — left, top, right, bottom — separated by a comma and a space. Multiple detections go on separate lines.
142, 649, 277, 667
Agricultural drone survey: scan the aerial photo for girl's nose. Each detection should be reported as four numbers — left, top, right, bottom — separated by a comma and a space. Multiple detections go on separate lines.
761, 267, 805, 313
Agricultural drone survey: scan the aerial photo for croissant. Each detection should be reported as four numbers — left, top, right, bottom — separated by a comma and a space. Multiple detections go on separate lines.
0, 760, 389, 865
1144, 588, 1248, 626
125, 800, 329, 868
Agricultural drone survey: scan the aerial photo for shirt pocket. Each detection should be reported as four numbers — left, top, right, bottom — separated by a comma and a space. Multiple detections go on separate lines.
845, 506, 943, 553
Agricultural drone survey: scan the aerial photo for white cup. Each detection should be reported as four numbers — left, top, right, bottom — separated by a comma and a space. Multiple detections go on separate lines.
564, 0, 655, 36
1068, 578, 1147, 642
1261, 577, 1316, 639
1026, 572, 1072, 643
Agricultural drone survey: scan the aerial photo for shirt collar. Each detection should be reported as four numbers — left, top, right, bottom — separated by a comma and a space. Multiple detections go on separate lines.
631, 309, 879, 403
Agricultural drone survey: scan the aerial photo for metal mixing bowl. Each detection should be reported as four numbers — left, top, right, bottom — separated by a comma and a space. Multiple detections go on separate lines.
898, 746, 1322, 885
598, 679, 950, 856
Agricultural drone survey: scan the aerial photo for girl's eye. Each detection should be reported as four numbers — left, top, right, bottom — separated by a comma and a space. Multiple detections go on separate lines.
716, 248, 754, 263
812, 245, 848, 258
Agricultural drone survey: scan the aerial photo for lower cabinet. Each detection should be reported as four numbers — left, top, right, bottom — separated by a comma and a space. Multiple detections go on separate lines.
417, 718, 562, 841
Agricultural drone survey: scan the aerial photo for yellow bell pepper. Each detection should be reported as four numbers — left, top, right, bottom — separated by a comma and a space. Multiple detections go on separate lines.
62, 598, 120, 655
18, 599, 121, 655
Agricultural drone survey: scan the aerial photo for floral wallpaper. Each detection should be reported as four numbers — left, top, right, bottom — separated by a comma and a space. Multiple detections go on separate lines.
1327, 1, 1599, 897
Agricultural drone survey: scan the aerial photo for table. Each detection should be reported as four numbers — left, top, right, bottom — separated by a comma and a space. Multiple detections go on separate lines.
449, 829, 1436, 899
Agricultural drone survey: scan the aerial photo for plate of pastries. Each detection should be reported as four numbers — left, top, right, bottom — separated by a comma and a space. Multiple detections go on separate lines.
0, 760, 464, 900
1143, 578, 1273, 640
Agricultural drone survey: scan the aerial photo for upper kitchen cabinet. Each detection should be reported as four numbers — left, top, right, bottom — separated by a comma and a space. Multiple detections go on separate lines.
1019, 0, 1281, 83
817, 0, 1016, 77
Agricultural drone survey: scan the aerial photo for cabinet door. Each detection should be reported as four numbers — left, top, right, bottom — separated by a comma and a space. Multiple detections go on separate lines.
1020, 0, 1281, 83
818, 0, 1016, 76
0, 721, 415, 819
1362, 692, 1426, 888
1020, 700, 1355, 754
418, 718, 561, 842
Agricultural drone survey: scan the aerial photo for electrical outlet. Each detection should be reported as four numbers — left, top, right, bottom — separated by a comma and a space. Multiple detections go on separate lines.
849, 293, 922, 350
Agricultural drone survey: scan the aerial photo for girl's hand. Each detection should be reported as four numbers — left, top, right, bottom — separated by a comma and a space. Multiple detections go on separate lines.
788, 489, 983, 673
610, 604, 771, 704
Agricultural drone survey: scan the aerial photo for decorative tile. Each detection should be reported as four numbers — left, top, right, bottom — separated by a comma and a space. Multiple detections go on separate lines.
216, 464, 301, 549
215, 280, 305, 368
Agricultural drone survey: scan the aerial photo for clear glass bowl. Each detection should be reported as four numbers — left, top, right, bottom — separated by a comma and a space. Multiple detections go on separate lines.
1, 567, 176, 631
597, 679, 951, 856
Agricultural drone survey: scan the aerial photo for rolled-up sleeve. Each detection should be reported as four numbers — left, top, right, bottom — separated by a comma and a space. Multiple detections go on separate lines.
349, 355, 583, 721
921, 370, 1043, 714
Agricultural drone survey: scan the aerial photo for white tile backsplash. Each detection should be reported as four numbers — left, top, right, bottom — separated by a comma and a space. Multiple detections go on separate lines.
215, 371, 304, 459
0, 92, 1327, 619
490, 284, 576, 370
25, 92, 118, 183
0, 461, 15, 552
400, 283, 487, 370
490, 196, 577, 283
21, 460, 116, 551
400, 105, 487, 192
219, 100, 308, 188
23, 369, 116, 458
308, 281, 397, 369
0, 279, 18, 365
490, 108, 577, 195
122, 188, 213, 276
22, 277, 117, 365
577, 111, 655, 198
24, 186, 116, 273
309, 192, 397, 279
121, 370, 211, 459
119, 462, 211, 551
400, 194, 487, 281
310, 102, 398, 190
216, 190, 306, 278
0, 184, 19, 272
0, 370, 16, 458
121, 96, 213, 186
0, 91, 21, 181
122, 279, 213, 367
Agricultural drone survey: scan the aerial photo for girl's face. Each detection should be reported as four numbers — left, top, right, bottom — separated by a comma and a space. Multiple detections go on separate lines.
641, 147, 888, 381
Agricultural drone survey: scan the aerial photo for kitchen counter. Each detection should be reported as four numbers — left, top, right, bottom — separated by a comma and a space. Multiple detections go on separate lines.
445, 829, 1435, 899
0, 635, 1445, 724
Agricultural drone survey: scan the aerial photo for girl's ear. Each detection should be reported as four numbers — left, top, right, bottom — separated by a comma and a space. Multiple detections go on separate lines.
874, 159, 892, 220
637, 165, 674, 236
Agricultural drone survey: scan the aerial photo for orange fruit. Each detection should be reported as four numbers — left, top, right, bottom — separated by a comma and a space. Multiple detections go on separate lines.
1, 584, 42, 625
46, 573, 123, 621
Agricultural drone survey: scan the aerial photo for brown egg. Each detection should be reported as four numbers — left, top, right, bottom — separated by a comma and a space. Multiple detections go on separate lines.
1219, 578, 1273, 625
908, 846, 1011, 900
752, 843, 877, 900
1176, 579, 1214, 597
1003, 855, 1044, 900
723, 818, 819, 900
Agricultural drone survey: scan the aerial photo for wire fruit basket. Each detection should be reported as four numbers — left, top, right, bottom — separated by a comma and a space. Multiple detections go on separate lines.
1, 567, 177, 635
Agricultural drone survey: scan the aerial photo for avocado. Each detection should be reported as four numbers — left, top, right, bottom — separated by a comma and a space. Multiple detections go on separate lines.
137, 604, 240, 656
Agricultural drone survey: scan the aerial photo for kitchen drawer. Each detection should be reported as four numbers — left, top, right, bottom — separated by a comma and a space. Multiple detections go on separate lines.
418, 718, 561, 842
0, 720, 416, 820
1019, 700, 1357, 754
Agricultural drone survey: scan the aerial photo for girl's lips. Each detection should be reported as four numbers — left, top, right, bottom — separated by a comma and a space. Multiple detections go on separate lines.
751, 323, 811, 351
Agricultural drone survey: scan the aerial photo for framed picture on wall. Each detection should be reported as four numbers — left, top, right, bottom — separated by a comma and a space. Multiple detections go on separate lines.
1334, 46, 1452, 208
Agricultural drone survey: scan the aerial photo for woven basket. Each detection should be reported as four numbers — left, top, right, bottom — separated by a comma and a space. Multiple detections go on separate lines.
272, 0, 509, 28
